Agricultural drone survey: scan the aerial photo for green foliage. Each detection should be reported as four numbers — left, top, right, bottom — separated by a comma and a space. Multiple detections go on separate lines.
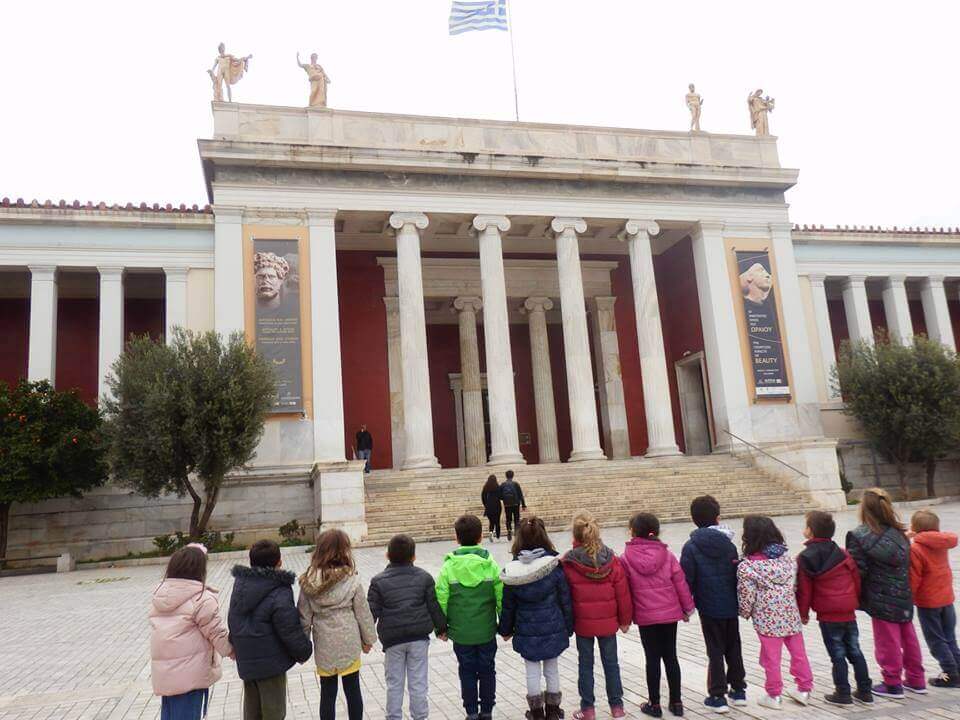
834, 335, 960, 498
0, 379, 107, 564
152, 530, 240, 555
103, 328, 276, 538
278, 519, 311, 546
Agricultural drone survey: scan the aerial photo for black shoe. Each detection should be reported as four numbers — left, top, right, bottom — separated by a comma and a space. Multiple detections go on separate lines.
479, 714, 493, 720
640, 703, 662, 718
668, 701, 683, 717
931, 673, 960, 688
852, 689, 874, 704
824, 692, 852, 705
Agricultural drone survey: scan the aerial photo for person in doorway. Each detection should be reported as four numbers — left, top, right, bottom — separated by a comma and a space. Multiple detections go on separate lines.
499, 469, 526, 542
355, 425, 373, 474
482, 475, 502, 542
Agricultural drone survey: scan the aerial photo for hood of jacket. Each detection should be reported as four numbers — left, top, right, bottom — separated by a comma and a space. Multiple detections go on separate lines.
799, 538, 847, 576
741, 551, 795, 586
859, 526, 910, 566
688, 526, 736, 559
563, 543, 615, 581
152, 578, 215, 614
623, 537, 669, 575
298, 565, 354, 602
230, 565, 296, 613
443, 546, 497, 588
914, 530, 959, 551
502, 548, 559, 586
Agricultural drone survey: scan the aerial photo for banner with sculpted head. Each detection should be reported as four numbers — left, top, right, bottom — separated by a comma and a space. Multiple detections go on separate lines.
736, 250, 790, 398
253, 239, 303, 412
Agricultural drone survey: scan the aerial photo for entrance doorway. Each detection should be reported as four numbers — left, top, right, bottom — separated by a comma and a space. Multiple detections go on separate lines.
675, 352, 713, 455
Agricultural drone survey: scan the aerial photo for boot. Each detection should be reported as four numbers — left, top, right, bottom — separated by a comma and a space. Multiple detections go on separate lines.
545, 691, 565, 720
526, 694, 546, 720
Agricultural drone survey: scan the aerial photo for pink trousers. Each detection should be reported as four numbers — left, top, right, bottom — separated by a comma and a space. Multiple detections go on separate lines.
872, 618, 925, 688
757, 633, 814, 697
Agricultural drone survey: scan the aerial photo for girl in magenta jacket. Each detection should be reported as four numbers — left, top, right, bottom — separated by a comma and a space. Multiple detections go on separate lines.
621, 513, 694, 718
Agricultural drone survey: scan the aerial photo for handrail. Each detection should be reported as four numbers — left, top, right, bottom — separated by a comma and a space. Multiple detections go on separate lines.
720, 428, 809, 480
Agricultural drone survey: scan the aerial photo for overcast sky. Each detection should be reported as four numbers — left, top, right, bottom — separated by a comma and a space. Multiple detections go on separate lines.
2, 1, 957, 228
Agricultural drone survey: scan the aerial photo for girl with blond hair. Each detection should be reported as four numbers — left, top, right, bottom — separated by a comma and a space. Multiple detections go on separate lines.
562, 511, 633, 720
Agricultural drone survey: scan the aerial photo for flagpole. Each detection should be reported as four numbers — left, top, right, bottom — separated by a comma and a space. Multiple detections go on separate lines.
506, 0, 520, 121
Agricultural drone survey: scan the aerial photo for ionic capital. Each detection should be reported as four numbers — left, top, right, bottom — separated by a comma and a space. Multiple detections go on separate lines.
388, 212, 429, 232
621, 219, 660, 240
590, 296, 617, 314
472, 215, 511, 233
453, 296, 483, 314
806, 272, 827, 287
551, 217, 587, 236
843, 275, 868, 289
522, 296, 554, 314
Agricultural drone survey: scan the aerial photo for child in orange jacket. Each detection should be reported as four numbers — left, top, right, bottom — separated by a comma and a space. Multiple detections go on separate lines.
909, 509, 960, 687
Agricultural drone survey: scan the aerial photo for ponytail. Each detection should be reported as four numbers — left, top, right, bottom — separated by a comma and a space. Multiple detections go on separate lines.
572, 510, 604, 564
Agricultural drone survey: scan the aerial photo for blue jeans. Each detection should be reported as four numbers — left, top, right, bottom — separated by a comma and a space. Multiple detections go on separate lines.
357, 448, 371, 473
576, 634, 623, 709
453, 640, 497, 715
919, 605, 960, 675
819, 621, 871, 694
161, 689, 209, 720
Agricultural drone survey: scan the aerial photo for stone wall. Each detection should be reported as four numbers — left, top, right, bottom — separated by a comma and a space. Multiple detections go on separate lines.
838, 441, 960, 499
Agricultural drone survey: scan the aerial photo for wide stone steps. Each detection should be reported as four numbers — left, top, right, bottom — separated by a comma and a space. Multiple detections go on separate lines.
361, 455, 812, 545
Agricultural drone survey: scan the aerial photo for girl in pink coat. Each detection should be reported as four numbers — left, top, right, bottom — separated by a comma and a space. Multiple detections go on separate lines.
149, 544, 234, 720
621, 513, 695, 718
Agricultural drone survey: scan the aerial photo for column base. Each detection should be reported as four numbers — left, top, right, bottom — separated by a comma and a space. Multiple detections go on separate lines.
568, 448, 607, 462
401, 454, 441, 470
487, 452, 526, 467
645, 445, 683, 458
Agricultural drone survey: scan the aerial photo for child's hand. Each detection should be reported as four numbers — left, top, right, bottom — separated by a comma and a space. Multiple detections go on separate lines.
502, 634, 512, 641
362, 643, 372, 654
802, 617, 809, 625
682, 614, 690, 623
619, 625, 631, 634
438, 632, 448, 642
906, 529, 916, 539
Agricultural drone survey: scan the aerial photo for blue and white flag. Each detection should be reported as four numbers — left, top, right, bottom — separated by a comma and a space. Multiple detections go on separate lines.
449, 0, 509, 35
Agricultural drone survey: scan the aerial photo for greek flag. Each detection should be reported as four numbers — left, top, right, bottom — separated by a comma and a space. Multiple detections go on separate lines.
449, 0, 509, 35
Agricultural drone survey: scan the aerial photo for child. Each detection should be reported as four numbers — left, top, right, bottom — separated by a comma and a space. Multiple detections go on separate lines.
499, 516, 574, 720
796, 511, 872, 705
149, 544, 233, 720
737, 515, 813, 710
846, 488, 925, 698
680, 495, 746, 713
622, 512, 694, 718
229, 539, 313, 720
562, 511, 633, 720
298, 529, 377, 720
368, 534, 448, 720
436, 515, 503, 720
909, 509, 960, 687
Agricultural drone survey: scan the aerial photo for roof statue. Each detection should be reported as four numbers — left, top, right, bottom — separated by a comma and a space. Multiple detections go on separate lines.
686, 83, 703, 132
208, 42, 252, 103
297, 52, 331, 108
748, 88, 775, 137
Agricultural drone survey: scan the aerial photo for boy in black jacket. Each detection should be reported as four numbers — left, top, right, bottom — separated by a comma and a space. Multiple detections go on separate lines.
368, 534, 448, 720
229, 540, 312, 720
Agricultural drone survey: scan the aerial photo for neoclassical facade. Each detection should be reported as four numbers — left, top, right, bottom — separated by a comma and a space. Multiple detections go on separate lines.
2, 103, 958, 557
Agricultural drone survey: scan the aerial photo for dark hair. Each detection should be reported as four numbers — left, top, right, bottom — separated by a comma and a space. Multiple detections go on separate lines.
690, 495, 721, 528
741, 515, 785, 556
165, 546, 207, 582
505, 469, 515, 481
454, 515, 483, 546
387, 534, 416, 564
510, 515, 556, 558
629, 512, 660, 539
249, 539, 281, 568
309, 529, 354, 572
805, 510, 835, 540
482, 474, 499, 494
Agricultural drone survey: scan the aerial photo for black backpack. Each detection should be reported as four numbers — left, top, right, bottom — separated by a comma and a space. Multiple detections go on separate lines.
500, 481, 518, 506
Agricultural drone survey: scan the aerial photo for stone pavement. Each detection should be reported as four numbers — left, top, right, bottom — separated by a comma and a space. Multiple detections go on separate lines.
4, 503, 960, 720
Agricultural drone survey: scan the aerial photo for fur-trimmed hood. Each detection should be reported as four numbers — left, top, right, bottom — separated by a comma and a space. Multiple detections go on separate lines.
501, 549, 560, 586
299, 565, 355, 600
230, 565, 296, 615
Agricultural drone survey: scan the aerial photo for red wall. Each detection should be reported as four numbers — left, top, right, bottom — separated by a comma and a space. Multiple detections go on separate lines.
56, 298, 99, 405
0, 298, 29, 389
426, 323, 462, 468
125, 298, 164, 342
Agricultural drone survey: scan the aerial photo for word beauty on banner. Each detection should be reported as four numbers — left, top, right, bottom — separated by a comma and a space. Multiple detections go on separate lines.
735, 250, 791, 398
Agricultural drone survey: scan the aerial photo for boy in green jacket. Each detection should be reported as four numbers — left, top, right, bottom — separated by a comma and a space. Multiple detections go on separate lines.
436, 514, 503, 720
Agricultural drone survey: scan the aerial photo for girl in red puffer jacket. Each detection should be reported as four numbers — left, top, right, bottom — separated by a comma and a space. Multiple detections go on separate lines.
562, 511, 633, 720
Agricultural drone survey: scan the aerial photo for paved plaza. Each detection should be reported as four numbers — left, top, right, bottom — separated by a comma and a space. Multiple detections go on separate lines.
4, 503, 960, 720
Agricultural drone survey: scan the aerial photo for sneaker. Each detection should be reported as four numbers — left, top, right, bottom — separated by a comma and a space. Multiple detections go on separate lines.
610, 707, 625, 719
702, 696, 728, 714
871, 683, 904, 699
667, 702, 683, 717
727, 690, 747, 707
479, 715, 493, 720
852, 689, 874, 704
640, 703, 662, 718
572, 710, 595, 720
930, 673, 960, 688
466, 715, 480, 720
787, 689, 810, 706
904, 682, 928, 694
757, 694, 782, 710
824, 692, 852, 706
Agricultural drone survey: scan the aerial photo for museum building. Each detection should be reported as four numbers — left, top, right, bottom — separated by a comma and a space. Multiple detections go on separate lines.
3, 102, 960, 560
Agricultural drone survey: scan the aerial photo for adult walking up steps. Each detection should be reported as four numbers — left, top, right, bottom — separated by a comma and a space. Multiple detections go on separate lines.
363, 455, 814, 545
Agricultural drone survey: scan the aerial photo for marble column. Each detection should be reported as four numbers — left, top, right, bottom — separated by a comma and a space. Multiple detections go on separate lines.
213, 206, 244, 336
308, 210, 346, 462
588, 297, 631, 460
921, 275, 956, 351
389, 212, 440, 469
807, 274, 839, 399
163, 267, 189, 343
622, 220, 681, 456
97, 266, 125, 400
551, 217, 605, 461
27, 265, 58, 383
474, 215, 524, 466
454, 296, 486, 467
383, 297, 405, 469
881, 274, 913, 345
841, 275, 874, 346
523, 297, 560, 463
